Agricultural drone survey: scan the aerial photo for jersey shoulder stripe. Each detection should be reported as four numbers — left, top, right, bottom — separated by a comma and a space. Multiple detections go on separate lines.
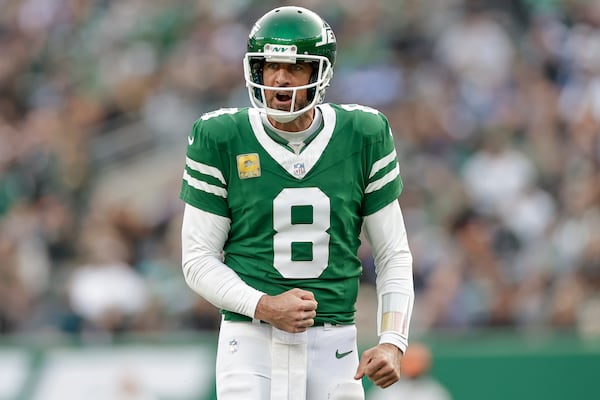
182, 169, 227, 198
185, 156, 226, 184
180, 108, 251, 216
366, 162, 400, 194
369, 149, 397, 179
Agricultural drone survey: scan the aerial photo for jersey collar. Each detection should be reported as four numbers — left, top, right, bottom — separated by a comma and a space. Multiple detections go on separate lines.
248, 104, 336, 179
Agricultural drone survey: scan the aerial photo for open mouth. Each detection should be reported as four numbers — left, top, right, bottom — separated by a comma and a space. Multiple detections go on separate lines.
271, 92, 293, 111
276, 93, 292, 102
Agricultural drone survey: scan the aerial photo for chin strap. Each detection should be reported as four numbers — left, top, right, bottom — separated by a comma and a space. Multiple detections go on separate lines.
268, 111, 301, 123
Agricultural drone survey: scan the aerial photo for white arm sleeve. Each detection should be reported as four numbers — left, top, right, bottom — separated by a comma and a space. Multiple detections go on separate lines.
181, 204, 265, 318
363, 200, 415, 353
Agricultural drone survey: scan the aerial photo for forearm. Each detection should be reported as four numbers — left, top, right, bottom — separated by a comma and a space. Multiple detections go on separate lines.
364, 201, 415, 353
181, 204, 265, 318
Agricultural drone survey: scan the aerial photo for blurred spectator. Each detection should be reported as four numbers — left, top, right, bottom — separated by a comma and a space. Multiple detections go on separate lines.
66, 214, 150, 335
434, 2, 516, 138
114, 370, 159, 400
0, 0, 599, 341
461, 127, 537, 218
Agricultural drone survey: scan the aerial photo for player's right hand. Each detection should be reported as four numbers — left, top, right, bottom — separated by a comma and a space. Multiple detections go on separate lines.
254, 288, 317, 333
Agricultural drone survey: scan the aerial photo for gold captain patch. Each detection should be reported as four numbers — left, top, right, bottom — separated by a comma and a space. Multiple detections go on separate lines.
237, 153, 261, 179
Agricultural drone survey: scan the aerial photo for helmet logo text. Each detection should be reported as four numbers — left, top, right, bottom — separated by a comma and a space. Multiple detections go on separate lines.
263, 44, 298, 63
315, 26, 335, 47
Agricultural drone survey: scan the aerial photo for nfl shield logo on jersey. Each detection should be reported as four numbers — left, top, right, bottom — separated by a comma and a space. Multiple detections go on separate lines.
293, 162, 305, 177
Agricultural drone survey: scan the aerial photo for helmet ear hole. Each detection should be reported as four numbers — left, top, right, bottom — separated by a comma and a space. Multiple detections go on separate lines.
307, 61, 320, 101
250, 59, 264, 101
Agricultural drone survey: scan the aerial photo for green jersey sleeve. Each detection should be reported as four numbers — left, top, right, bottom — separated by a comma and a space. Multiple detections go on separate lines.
333, 104, 403, 216
180, 108, 244, 217
361, 110, 403, 216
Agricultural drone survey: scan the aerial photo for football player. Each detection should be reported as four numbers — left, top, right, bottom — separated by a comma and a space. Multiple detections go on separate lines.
180, 6, 414, 400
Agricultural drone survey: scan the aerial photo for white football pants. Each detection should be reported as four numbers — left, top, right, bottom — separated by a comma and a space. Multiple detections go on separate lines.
215, 319, 365, 400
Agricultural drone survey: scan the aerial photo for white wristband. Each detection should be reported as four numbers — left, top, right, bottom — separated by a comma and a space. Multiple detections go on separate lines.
377, 291, 411, 337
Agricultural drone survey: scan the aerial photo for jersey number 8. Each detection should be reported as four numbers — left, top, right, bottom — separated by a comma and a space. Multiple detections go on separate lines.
273, 187, 330, 279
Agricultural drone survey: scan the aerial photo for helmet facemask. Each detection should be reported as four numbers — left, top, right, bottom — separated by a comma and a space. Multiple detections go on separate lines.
243, 47, 333, 123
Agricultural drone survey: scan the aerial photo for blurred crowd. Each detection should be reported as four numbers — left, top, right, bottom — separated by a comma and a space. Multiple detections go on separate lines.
0, 0, 599, 341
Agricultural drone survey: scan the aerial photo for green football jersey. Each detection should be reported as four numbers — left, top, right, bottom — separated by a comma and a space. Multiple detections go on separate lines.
180, 103, 403, 325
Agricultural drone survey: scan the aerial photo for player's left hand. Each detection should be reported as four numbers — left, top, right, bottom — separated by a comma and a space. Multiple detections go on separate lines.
354, 343, 403, 388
